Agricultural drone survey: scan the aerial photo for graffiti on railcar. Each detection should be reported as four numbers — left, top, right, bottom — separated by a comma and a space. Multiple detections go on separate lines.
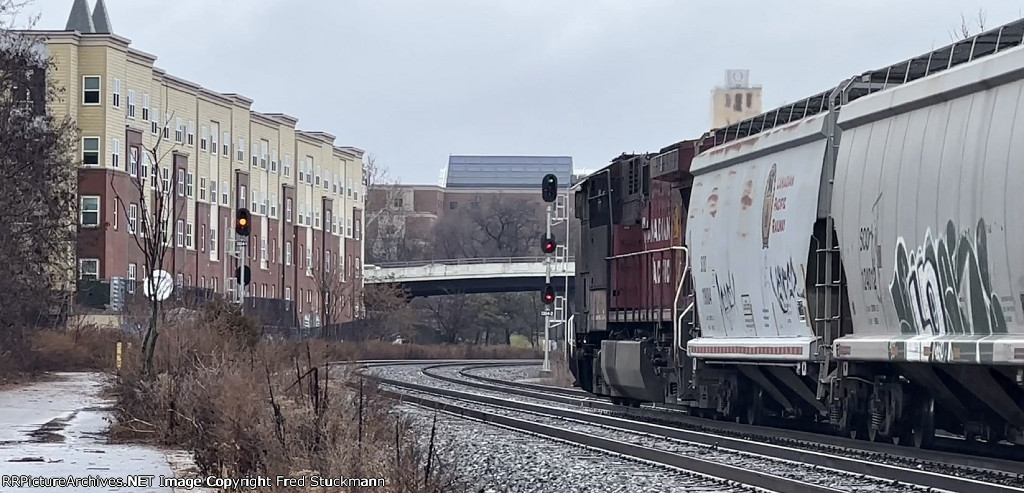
715, 270, 738, 315
768, 258, 805, 316
890, 218, 1007, 335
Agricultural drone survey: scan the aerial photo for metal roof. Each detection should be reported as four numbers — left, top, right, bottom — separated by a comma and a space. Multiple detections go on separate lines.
701, 17, 1024, 150
444, 155, 573, 189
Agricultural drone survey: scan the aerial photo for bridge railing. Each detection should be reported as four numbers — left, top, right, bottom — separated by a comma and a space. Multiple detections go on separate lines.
366, 256, 576, 270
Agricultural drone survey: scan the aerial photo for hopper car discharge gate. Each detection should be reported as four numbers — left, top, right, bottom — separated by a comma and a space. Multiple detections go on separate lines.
571, 16, 1024, 448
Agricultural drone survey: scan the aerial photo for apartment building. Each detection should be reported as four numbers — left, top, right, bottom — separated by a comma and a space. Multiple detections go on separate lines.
30, 0, 365, 326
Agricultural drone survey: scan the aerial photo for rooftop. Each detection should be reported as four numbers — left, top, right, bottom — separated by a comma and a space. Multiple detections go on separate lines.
443, 155, 573, 189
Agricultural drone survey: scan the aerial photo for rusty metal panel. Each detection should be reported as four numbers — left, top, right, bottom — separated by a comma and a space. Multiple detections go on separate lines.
833, 53, 1024, 340
687, 113, 829, 339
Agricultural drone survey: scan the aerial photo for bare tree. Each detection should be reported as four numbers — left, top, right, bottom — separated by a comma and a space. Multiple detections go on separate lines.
421, 290, 479, 343
109, 109, 186, 377
432, 195, 543, 259
0, 1, 78, 371
363, 154, 415, 263
950, 8, 987, 41
314, 264, 358, 332
356, 281, 413, 341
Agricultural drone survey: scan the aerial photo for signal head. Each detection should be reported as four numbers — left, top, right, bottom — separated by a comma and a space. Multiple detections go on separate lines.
235, 208, 252, 236
542, 284, 555, 305
541, 235, 556, 254
541, 173, 558, 202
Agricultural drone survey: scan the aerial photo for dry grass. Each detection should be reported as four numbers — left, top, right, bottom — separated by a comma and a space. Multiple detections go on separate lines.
0, 325, 120, 383
109, 301, 466, 492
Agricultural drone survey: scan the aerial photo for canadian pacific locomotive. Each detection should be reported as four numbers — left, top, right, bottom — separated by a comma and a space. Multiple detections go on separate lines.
569, 18, 1024, 447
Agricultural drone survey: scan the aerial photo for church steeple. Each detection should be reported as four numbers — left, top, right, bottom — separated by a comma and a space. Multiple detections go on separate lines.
65, 0, 95, 33
91, 0, 112, 34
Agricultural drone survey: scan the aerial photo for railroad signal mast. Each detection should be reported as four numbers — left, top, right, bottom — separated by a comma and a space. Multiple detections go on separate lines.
229, 208, 252, 306
540, 173, 569, 373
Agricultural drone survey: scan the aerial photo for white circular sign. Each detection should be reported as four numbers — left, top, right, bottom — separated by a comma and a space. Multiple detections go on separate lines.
142, 269, 174, 301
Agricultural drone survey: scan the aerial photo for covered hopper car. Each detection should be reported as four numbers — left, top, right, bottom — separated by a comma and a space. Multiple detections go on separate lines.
569, 18, 1024, 447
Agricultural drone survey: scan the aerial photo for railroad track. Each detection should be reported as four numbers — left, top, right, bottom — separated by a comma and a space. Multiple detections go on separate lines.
359, 360, 1024, 493
436, 362, 1024, 493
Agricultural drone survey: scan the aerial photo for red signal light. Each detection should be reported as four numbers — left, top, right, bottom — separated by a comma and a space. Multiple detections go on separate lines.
542, 284, 555, 305
541, 235, 556, 254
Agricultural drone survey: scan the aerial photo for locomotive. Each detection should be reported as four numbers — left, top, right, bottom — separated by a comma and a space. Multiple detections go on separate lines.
569, 18, 1024, 448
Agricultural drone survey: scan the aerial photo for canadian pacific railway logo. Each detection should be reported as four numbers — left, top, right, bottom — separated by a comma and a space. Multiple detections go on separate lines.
889, 219, 1007, 335
761, 163, 778, 249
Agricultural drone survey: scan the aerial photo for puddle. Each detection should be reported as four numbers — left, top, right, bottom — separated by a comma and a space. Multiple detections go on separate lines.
28, 411, 78, 443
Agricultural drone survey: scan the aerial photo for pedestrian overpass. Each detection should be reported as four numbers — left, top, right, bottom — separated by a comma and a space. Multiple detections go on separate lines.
363, 256, 575, 297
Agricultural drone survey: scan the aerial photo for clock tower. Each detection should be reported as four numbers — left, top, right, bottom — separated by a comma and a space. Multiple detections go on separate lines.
711, 69, 763, 128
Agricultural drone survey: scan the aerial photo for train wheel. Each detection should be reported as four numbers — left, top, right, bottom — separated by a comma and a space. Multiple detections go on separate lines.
912, 398, 936, 449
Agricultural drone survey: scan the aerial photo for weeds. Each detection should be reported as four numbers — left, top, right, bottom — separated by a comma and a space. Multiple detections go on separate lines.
109, 300, 465, 492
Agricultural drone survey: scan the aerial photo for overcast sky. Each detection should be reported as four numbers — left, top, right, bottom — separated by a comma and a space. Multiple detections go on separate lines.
17, 0, 1024, 184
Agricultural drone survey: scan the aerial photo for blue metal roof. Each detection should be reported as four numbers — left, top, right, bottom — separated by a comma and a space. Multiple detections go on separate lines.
444, 155, 573, 189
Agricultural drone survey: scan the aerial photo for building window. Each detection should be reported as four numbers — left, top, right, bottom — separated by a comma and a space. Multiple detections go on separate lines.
151, 108, 160, 135
269, 194, 277, 218
354, 218, 361, 240
127, 89, 136, 118
260, 237, 268, 267
210, 123, 219, 154
80, 196, 100, 227
142, 153, 150, 186
285, 198, 292, 222
221, 181, 229, 205
79, 258, 99, 280
210, 227, 218, 261
285, 286, 291, 301
161, 167, 170, 193
82, 76, 100, 105
271, 149, 278, 173
209, 180, 217, 203
222, 132, 230, 157
236, 138, 245, 162
176, 220, 184, 247
212, 277, 218, 293
283, 155, 291, 177
110, 138, 120, 169
187, 121, 195, 146
449, 201, 458, 210
127, 263, 137, 293
251, 191, 258, 212
129, 147, 139, 177
186, 222, 194, 248
260, 193, 267, 216
200, 125, 208, 151
177, 169, 185, 197
186, 172, 194, 198
238, 185, 246, 209
141, 93, 150, 121
112, 78, 121, 108
175, 118, 183, 143
199, 176, 207, 201
82, 137, 100, 166
315, 166, 321, 186
260, 139, 269, 169
128, 203, 138, 234
162, 113, 170, 139
251, 143, 258, 167
314, 211, 321, 229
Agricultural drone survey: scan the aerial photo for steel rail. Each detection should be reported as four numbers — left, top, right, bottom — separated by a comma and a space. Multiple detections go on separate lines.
455, 363, 1024, 472
407, 362, 1024, 493
369, 374, 844, 493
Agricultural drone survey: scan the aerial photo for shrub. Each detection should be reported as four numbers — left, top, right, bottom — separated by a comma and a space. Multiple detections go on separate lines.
109, 300, 463, 492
